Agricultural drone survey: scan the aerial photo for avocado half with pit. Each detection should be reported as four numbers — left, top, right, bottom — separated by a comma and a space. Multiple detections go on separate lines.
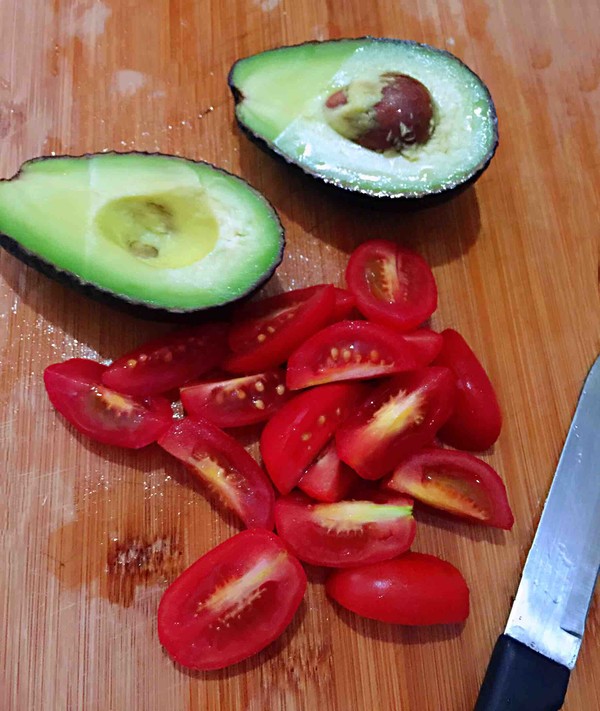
229, 38, 498, 203
0, 153, 284, 319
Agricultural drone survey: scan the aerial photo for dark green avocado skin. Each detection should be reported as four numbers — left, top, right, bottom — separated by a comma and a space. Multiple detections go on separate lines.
228, 38, 499, 210
0, 152, 285, 322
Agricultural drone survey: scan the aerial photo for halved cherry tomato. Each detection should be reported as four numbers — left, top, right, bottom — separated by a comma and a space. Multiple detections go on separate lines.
385, 448, 514, 529
345, 239, 438, 331
102, 322, 228, 396
326, 552, 469, 625
286, 321, 420, 390
260, 382, 368, 494
224, 285, 336, 373
180, 369, 290, 427
158, 417, 275, 530
158, 529, 306, 670
434, 329, 502, 451
297, 441, 359, 503
228, 285, 355, 355
336, 367, 456, 480
44, 358, 172, 448
274, 491, 415, 567
402, 329, 443, 365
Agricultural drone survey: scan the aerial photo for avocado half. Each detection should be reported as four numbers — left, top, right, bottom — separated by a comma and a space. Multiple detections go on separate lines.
0, 153, 284, 319
229, 38, 499, 203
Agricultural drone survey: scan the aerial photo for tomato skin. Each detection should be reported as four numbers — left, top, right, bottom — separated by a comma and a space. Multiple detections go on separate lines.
297, 441, 359, 503
180, 369, 290, 427
102, 322, 228, 396
44, 358, 172, 448
260, 382, 368, 494
385, 448, 514, 529
286, 320, 420, 390
401, 329, 443, 365
274, 491, 415, 568
336, 367, 456, 480
345, 240, 437, 331
326, 552, 469, 625
158, 417, 275, 530
224, 285, 336, 373
158, 529, 307, 670
434, 329, 502, 451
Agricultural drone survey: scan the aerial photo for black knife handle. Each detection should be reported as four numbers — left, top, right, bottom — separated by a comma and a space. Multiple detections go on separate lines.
474, 635, 571, 711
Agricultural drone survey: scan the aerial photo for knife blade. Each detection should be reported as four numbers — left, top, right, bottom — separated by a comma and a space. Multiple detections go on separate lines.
474, 355, 600, 711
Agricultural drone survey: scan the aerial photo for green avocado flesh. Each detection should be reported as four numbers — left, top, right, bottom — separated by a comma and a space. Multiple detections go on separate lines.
230, 39, 498, 198
0, 153, 284, 312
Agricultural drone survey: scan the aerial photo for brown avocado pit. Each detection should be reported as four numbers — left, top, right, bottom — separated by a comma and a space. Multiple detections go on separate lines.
325, 73, 435, 153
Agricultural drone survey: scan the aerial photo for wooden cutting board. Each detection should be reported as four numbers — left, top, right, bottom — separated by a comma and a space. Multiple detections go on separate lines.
1, 1, 598, 709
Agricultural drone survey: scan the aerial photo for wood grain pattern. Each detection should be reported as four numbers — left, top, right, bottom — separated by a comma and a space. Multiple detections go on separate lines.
1, 1, 598, 709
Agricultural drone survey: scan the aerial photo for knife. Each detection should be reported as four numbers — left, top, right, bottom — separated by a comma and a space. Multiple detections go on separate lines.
474, 355, 600, 711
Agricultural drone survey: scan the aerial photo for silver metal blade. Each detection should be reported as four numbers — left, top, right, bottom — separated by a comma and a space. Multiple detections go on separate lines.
505, 355, 600, 670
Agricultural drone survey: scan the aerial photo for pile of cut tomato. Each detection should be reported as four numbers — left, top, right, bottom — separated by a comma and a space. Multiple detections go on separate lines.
43, 239, 513, 671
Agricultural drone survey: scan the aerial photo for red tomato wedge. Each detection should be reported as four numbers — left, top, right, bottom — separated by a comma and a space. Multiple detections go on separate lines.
402, 329, 443, 365
158, 417, 275, 530
345, 239, 438, 331
385, 448, 514, 529
326, 552, 469, 625
260, 382, 368, 494
286, 320, 420, 390
102, 322, 228, 396
274, 492, 415, 568
297, 441, 359, 503
228, 285, 355, 354
336, 367, 456, 480
180, 369, 290, 427
44, 358, 172, 448
434, 329, 502, 451
224, 285, 336, 373
158, 529, 307, 670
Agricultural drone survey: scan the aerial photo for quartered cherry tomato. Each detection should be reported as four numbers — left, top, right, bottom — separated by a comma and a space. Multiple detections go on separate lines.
434, 329, 502, 451
44, 358, 172, 448
102, 322, 229, 396
326, 552, 470, 625
180, 369, 290, 427
336, 367, 456, 480
274, 491, 415, 568
158, 529, 306, 670
224, 285, 336, 373
260, 382, 368, 494
297, 441, 359, 503
345, 239, 438, 331
385, 447, 514, 529
286, 320, 420, 390
158, 417, 275, 530
402, 329, 444, 365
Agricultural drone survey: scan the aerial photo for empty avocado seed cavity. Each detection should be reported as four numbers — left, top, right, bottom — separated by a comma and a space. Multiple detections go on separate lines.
325, 73, 435, 154
94, 189, 220, 269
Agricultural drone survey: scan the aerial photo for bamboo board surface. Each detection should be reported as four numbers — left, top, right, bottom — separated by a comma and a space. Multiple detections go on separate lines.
1, 1, 599, 709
